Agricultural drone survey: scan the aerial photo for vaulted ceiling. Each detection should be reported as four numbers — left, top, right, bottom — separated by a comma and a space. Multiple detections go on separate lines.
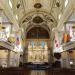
13, 0, 64, 20
11, 0, 65, 31
0, 0, 75, 51
0, 0, 65, 30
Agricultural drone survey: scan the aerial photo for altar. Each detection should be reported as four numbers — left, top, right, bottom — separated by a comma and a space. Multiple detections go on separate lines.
26, 39, 50, 64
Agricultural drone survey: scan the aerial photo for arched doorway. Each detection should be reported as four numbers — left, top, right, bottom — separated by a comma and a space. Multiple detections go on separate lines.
25, 27, 50, 64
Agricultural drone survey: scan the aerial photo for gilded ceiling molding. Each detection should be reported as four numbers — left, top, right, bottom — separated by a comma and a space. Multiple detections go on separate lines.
26, 23, 50, 33
19, 10, 57, 25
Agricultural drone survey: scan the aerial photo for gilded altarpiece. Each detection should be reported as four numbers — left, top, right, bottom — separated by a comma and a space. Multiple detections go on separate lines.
26, 39, 50, 64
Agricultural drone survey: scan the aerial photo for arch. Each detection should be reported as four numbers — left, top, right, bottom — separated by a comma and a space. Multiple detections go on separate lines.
20, 10, 57, 27
26, 26, 50, 39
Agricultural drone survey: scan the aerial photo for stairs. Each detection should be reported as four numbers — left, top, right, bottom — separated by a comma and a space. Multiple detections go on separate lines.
31, 70, 46, 75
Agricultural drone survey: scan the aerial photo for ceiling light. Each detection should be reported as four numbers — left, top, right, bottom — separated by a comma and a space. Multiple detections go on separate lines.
5, 26, 10, 32
5, 26, 10, 38
65, 0, 68, 7
16, 15, 18, 20
52, 28, 55, 31
9, 0, 12, 8
70, 61, 73, 65
59, 14, 61, 19
22, 28, 24, 32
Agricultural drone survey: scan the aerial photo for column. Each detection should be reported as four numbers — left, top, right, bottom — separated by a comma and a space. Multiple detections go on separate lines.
7, 50, 11, 67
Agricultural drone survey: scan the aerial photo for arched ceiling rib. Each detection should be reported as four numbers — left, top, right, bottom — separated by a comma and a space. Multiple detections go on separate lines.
9, 0, 65, 31
12, 0, 64, 24
20, 10, 57, 25
0, 0, 65, 31
20, 10, 57, 33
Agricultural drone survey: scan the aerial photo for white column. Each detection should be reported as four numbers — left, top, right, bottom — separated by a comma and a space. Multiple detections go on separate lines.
7, 50, 11, 67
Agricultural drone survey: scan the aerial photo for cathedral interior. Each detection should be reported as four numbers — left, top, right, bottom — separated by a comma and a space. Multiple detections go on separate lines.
0, 0, 75, 75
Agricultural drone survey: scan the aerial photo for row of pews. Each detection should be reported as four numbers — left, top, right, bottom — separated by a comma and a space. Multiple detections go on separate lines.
46, 68, 75, 75
0, 67, 31, 75
0, 67, 75, 75
31, 70, 46, 75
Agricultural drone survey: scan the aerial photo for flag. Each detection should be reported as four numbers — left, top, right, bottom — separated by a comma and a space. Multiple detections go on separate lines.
63, 33, 67, 43
54, 32, 59, 48
63, 33, 70, 43
16, 36, 20, 46
53, 32, 60, 52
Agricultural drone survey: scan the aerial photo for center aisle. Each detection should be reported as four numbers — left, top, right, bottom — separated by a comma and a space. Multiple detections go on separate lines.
31, 70, 46, 75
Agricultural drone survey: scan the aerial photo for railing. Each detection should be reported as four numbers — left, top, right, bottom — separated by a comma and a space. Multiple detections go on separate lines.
0, 58, 7, 67
0, 41, 14, 50
0, 58, 19, 67
61, 59, 75, 69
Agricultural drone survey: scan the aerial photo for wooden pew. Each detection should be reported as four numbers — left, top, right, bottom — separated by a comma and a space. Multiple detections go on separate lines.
46, 68, 75, 75
0, 67, 31, 75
